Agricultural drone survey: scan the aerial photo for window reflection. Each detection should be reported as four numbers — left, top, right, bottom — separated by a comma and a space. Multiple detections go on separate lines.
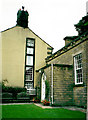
26, 56, 33, 66
25, 82, 33, 89
27, 40, 34, 47
27, 48, 33, 54
25, 67, 33, 81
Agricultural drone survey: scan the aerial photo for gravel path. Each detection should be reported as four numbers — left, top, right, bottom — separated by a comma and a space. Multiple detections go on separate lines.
34, 103, 86, 113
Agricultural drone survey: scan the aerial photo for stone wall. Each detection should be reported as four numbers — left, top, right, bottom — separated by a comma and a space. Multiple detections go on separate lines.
53, 65, 73, 105
47, 40, 87, 107
44, 66, 52, 101
41, 64, 73, 105
73, 86, 87, 108
36, 40, 87, 108
73, 40, 87, 108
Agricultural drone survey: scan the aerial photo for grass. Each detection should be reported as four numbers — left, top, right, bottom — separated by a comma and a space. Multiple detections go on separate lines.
1, 104, 86, 119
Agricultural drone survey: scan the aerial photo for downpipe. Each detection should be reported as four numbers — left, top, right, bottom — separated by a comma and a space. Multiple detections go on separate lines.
51, 64, 53, 104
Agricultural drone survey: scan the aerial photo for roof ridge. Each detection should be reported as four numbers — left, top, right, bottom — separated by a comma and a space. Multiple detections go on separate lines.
1, 25, 53, 48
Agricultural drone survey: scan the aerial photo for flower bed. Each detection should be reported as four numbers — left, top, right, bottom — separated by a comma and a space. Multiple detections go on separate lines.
41, 100, 50, 106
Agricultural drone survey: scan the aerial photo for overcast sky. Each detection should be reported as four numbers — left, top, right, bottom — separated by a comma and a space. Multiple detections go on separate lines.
0, 0, 87, 52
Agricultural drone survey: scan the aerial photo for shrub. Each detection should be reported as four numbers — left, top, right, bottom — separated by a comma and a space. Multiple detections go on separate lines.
35, 86, 41, 101
2, 92, 13, 99
17, 92, 30, 103
41, 100, 50, 106
2, 84, 26, 99
45, 80, 50, 99
2, 86, 26, 93
17, 92, 30, 98
33, 97, 40, 103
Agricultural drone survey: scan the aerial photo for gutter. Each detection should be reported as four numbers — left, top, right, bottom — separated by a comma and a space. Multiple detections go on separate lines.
36, 64, 72, 72
46, 31, 88, 62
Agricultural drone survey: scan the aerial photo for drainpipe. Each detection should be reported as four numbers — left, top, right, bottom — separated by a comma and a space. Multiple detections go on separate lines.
51, 64, 53, 104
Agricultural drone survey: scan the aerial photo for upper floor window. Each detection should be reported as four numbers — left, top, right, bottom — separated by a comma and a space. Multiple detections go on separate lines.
74, 53, 83, 85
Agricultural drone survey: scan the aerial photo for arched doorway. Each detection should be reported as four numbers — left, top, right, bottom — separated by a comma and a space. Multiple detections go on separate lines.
41, 73, 46, 101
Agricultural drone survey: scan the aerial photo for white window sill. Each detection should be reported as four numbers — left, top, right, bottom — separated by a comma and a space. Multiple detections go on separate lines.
75, 82, 83, 85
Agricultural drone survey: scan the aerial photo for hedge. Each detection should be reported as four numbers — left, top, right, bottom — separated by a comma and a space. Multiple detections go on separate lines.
2, 84, 26, 98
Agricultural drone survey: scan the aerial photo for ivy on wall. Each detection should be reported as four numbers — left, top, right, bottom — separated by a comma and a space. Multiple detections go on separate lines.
45, 80, 50, 99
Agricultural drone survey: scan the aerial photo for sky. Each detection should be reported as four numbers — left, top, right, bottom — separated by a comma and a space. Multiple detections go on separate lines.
0, 0, 87, 52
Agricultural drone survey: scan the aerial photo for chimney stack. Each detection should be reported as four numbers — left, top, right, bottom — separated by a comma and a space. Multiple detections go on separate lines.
17, 6, 29, 28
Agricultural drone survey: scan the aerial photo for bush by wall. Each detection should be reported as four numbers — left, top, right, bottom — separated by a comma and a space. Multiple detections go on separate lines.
45, 80, 50, 99
2, 84, 26, 99
17, 92, 30, 99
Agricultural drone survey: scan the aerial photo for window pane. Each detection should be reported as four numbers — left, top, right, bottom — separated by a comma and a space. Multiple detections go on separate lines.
26, 75, 33, 81
75, 54, 82, 69
25, 67, 33, 81
26, 56, 33, 65
74, 53, 83, 84
25, 82, 33, 89
27, 48, 33, 54
76, 69, 83, 83
26, 67, 33, 74
27, 39, 34, 47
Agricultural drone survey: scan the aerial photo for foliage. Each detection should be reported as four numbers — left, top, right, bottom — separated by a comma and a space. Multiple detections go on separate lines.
74, 14, 88, 35
35, 79, 50, 102
41, 99, 50, 106
2, 79, 8, 86
2, 83, 26, 98
45, 80, 50, 99
17, 92, 29, 98
35, 86, 41, 102
2, 92, 13, 98
33, 97, 40, 103
2, 92, 30, 103
2, 85, 26, 93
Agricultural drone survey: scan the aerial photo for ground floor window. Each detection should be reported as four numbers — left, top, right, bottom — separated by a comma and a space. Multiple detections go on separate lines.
25, 82, 33, 89
74, 53, 83, 85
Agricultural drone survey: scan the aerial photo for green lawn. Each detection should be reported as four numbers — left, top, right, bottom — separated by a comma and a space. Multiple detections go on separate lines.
1, 104, 86, 119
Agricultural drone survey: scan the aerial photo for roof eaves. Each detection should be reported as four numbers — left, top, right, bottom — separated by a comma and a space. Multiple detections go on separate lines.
36, 64, 51, 72
54, 64, 73, 68
36, 64, 73, 72
46, 31, 88, 62
0, 26, 16, 33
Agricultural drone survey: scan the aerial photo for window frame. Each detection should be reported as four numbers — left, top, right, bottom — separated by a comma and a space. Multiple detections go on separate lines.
24, 38, 35, 89
25, 67, 33, 81
74, 53, 83, 85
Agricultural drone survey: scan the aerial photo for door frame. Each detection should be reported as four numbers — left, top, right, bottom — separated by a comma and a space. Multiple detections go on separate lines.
41, 72, 46, 101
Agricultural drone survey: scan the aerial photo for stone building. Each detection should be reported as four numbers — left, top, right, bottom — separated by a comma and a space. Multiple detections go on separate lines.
36, 14, 88, 108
